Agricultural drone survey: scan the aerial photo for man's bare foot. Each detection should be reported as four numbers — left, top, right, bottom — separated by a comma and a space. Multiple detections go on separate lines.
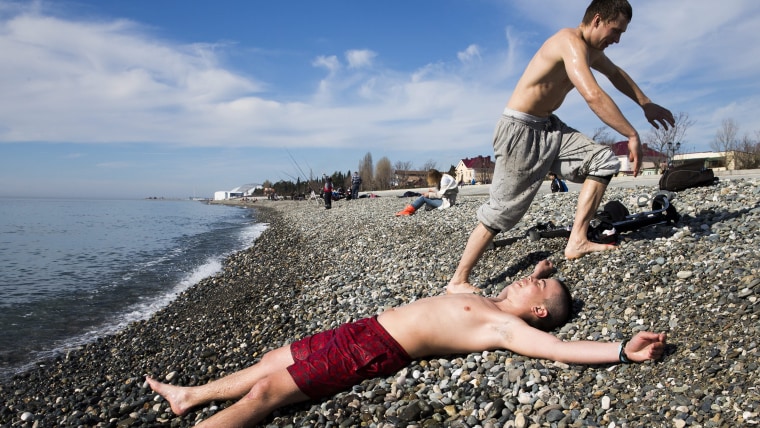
564, 240, 617, 260
145, 376, 193, 416
446, 282, 483, 294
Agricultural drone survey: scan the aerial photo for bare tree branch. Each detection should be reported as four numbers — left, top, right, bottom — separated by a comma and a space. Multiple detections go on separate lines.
712, 118, 739, 154
643, 112, 694, 172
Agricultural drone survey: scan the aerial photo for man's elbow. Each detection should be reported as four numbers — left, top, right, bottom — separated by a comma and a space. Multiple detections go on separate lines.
582, 89, 606, 108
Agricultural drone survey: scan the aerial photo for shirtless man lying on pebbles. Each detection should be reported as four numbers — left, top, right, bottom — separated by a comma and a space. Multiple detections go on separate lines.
147, 260, 666, 427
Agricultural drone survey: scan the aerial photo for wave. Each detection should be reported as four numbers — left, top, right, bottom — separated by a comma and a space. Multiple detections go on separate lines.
0, 218, 269, 380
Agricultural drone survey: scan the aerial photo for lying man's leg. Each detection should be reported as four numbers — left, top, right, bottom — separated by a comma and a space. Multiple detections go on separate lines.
146, 344, 296, 417
195, 368, 308, 428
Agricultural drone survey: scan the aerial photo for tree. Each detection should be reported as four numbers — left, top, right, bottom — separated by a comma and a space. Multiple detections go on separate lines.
420, 159, 437, 171
374, 157, 393, 190
643, 111, 694, 172
592, 126, 617, 145
331, 171, 346, 190
733, 129, 760, 170
734, 135, 759, 169
344, 170, 353, 189
359, 152, 374, 190
272, 179, 296, 196
711, 118, 739, 154
393, 160, 413, 188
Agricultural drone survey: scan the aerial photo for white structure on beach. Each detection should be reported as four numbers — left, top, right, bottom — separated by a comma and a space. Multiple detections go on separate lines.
213, 183, 262, 200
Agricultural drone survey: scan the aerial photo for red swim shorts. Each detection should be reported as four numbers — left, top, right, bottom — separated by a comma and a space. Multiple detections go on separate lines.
287, 316, 412, 399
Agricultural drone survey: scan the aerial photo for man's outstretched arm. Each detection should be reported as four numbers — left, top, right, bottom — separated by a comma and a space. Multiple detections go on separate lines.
506, 322, 667, 365
594, 57, 675, 131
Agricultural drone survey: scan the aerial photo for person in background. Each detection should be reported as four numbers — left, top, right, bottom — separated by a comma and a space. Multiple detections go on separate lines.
351, 171, 362, 200
323, 175, 333, 210
395, 169, 458, 216
549, 172, 568, 193
145, 259, 666, 427
447, 0, 674, 294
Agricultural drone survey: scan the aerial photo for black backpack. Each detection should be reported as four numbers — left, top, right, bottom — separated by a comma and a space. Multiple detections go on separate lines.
659, 159, 719, 192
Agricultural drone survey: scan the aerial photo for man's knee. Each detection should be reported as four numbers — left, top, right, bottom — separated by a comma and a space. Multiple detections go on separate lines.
586, 147, 620, 181
481, 223, 501, 235
586, 174, 613, 186
245, 376, 275, 401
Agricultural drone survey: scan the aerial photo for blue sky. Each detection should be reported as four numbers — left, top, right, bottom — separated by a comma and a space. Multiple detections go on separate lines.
1, 0, 758, 199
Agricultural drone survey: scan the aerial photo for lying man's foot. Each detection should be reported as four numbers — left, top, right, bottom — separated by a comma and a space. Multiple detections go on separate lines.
146, 376, 193, 416
564, 240, 617, 260
446, 282, 483, 294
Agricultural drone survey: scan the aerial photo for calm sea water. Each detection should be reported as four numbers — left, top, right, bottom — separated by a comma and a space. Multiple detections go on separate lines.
0, 198, 267, 380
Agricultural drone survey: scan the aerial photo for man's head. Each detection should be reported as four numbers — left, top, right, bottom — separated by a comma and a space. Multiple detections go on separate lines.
581, 0, 632, 51
506, 276, 573, 332
582, 0, 632, 25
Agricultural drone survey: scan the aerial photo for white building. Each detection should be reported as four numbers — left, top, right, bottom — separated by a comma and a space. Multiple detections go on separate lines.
213, 183, 261, 200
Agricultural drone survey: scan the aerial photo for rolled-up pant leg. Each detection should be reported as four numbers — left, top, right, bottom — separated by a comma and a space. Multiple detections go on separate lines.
550, 118, 620, 185
476, 115, 621, 234
476, 116, 561, 234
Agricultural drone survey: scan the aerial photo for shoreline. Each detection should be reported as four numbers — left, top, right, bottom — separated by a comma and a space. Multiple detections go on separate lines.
0, 176, 758, 426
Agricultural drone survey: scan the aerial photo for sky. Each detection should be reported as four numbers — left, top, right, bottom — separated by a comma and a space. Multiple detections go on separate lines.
1, 0, 759, 199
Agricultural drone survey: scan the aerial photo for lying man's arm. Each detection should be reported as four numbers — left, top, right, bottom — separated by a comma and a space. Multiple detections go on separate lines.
506, 322, 666, 365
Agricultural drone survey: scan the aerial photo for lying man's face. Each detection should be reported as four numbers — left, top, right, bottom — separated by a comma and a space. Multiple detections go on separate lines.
504, 275, 563, 307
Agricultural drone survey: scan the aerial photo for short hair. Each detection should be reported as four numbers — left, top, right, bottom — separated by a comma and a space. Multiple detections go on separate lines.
530, 279, 573, 332
426, 169, 443, 188
581, 0, 632, 25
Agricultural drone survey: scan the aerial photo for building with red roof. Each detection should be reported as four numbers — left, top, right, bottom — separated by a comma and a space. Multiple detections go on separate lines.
455, 155, 495, 184
608, 141, 667, 175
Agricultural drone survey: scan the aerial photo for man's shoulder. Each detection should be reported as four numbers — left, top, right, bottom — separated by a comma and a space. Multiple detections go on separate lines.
547, 27, 585, 48
533, 28, 586, 65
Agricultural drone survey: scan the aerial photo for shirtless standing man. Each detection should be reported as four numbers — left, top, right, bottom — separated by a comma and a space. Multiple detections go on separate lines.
447, 0, 675, 294
146, 261, 666, 427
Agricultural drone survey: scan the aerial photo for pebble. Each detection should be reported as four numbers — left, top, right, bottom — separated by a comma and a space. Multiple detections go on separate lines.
0, 177, 758, 427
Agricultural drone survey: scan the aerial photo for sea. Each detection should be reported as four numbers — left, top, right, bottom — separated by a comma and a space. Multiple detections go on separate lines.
0, 197, 267, 380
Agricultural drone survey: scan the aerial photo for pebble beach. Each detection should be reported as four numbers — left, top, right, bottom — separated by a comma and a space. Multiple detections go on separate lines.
0, 175, 758, 427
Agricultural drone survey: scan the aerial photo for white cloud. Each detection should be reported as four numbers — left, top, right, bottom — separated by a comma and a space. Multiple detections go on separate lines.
312, 55, 341, 73
345, 49, 376, 69
457, 44, 481, 64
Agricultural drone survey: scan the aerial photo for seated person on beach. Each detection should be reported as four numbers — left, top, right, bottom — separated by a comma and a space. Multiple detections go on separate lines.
146, 260, 666, 427
395, 169, 459, 216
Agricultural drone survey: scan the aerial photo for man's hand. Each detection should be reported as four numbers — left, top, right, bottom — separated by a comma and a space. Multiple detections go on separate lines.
532, 259, 556, 279
625, 331, 667, 362
627, 135, 643, 177
643, 103, 675, 130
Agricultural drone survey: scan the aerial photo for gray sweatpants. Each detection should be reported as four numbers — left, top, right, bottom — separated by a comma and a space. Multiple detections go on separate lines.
477, 109, 620, 234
